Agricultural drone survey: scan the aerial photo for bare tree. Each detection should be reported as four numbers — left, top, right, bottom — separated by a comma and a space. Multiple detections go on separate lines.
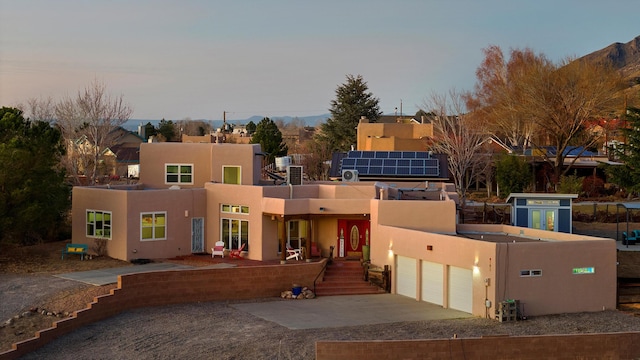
466, 46, 550, 153
176, 118, 213, 137
522, 57, 625, 185
17, 97, 57, 124
55, 79, 133, 184
301, 138, 333, 181
468, 46, 626, 187
423, 90, 490, 207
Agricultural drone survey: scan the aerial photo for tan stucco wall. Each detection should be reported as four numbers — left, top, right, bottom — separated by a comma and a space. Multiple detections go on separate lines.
368, 219, 617, 317
204, 183, 271, 260
139, 142, 262, 189
357, 122, 433, 151
375, 198, 457, 233
72, 186, 206, 261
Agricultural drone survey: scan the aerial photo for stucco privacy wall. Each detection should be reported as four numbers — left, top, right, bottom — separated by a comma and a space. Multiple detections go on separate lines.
0, 261, 326, 360
315, 332, 640, 360
72, 186, 207, 261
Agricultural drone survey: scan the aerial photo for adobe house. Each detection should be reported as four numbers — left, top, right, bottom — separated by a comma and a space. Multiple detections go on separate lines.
71, 143, 616, 318
357, 116, 433, 151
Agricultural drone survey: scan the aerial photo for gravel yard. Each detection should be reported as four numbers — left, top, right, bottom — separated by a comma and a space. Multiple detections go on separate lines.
14, 300, 640, 360
2, 223, 640, 359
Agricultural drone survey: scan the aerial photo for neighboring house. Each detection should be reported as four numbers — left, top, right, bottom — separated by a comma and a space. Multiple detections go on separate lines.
71, 127, 144, 179
357, 116, 433, 151
72, 142, 616, 318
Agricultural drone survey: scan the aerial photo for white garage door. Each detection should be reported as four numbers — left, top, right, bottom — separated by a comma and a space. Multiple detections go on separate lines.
396, 256, 417, 299
421, 261, 443, 306
448, 266, 472, 313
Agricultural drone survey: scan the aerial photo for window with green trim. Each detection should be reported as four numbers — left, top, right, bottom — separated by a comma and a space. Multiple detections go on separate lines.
141, 212, 166, 241
86, 210, 112, 239
223, 166, 241, 184
166, 164, 193, 184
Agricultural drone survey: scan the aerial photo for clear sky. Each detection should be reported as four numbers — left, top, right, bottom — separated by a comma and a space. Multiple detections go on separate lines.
1, 0, 639, 121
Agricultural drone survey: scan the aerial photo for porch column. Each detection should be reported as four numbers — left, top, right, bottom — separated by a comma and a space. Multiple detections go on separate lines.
280, 218, 287, 264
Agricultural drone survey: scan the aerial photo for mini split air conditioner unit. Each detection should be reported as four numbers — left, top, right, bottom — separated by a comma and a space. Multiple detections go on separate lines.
287, 165, 303, 185
342, 169, 359, 182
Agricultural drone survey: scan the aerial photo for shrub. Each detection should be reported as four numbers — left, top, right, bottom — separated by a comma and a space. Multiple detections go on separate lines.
582, 176, 605, 198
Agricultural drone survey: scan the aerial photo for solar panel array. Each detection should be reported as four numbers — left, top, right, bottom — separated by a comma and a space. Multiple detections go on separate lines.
340, 151, 440, 177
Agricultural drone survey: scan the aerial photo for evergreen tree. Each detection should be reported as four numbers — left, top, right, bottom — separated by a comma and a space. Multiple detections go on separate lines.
0, 107, 71, 245
157, 119, 177, 141
606, 107, 640, 195
496, 155, 531, 197
250, 117, 288, 164
245, 121, 257, 135
317, 74, 382, 152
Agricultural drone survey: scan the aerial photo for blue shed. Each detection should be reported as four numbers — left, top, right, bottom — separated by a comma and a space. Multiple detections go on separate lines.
506, 193, 578, 233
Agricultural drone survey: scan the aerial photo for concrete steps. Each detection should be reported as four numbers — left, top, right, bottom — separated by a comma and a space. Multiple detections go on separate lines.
315, 259, 384, 296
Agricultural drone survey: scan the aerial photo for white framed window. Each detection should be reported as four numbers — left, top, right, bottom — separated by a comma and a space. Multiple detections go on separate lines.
520, 269, 542, 277
221, 218, 249, 251
221, 204, 249, 214
141, 212, 166, 241
166, 164, 193, 184
86, 210, 112, 239
223, 166, 241, 184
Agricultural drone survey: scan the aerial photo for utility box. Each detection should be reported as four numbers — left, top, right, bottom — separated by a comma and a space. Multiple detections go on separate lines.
496, 300, 519, 322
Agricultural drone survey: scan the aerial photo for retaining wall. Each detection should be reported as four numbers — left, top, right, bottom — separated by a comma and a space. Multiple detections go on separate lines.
316, 332, 640, 359
0, 260, 326, 360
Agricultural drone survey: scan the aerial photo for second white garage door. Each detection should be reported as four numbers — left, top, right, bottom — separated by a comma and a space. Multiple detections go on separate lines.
396, 256, 416, 298
448, 266, 472, 313
421, 260, 443, 306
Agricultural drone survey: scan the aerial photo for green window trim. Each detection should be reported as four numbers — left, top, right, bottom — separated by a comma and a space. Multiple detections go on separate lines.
223, 166, 241, 185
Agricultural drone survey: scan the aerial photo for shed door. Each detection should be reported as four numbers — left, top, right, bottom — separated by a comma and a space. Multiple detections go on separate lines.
421, 261, 443, 306
396, 256, 417, 299
448, 266, 472, 313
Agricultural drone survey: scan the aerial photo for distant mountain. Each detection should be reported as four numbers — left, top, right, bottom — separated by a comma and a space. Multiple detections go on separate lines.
579, 35, 640, 98
123, 114, 330, 132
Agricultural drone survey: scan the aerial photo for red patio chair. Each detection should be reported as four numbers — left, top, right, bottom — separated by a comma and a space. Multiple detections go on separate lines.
229, 243, 246, 259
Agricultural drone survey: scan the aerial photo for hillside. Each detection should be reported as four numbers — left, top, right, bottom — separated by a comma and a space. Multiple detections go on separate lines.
579, 35, 640, 105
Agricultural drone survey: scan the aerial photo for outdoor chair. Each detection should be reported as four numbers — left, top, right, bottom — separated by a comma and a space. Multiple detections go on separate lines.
286, 246, 301, 260
212, 241, 225, 258
229, 243, 246, 259
623, 232, 637, 246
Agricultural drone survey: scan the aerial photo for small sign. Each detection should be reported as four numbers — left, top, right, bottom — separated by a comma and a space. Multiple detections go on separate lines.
572, 267, 595, 275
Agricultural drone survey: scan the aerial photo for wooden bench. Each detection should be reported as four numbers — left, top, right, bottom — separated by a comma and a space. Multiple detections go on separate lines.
61, 243, 89, 260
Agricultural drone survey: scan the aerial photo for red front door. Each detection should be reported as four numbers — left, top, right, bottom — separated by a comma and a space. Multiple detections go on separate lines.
337, 219, 370, 258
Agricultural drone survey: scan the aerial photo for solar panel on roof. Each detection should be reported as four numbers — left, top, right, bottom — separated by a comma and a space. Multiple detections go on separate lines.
342, 158, 356, 166
340, 150, 440, 177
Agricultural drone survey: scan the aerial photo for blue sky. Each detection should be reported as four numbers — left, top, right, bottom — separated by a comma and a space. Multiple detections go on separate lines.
1, 0, 639, 121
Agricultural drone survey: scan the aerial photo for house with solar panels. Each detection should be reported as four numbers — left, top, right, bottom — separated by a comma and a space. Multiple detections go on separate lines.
70, 139, 616, 318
